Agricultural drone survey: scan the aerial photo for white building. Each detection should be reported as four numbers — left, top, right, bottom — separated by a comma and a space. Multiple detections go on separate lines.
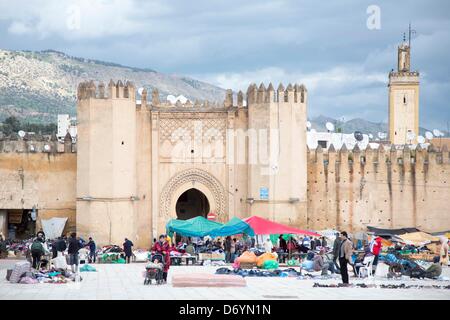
57, 114, 77, 141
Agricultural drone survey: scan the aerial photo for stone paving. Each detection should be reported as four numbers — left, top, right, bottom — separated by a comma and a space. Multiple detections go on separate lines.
0, 259, 449, 300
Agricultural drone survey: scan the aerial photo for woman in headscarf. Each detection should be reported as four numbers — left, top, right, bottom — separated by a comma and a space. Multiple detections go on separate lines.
152, 234, 171, 282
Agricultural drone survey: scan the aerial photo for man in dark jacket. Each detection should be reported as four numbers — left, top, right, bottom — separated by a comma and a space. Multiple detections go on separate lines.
224, 236, 232, 263
332, 233, 341, 272
87, 237, 96, 263
123, 238, 134, 263
68, 233, 81, 272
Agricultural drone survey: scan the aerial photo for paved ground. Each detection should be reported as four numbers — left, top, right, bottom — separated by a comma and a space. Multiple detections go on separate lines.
0, 259, 449, 300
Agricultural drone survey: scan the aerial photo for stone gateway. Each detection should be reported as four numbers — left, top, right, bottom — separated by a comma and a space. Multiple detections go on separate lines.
0, 42, 448, 247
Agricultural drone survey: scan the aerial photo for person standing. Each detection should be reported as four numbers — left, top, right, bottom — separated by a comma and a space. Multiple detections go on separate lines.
152, 234, 171, 282
224, 236, 232, 263
439, 236, 449, 266
230, 238, 236, 263
279, 235, 287, 253
30, 236, 47, 269
264, 238, 273, 253
321, 236, 327, 248
87, 237, 97, 263
338, 231, 353, 285
332, 232, 341, 272
123, 238, 134, 263
369, 236, 382, 272
311, 237, 316, 250
315, 237, 322, 249
68, 232, 81, 273
302, 236, 311, 250
51, 238, 59, 259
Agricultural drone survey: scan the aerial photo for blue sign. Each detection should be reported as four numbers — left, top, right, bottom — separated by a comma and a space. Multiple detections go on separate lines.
260, 187, 269, 200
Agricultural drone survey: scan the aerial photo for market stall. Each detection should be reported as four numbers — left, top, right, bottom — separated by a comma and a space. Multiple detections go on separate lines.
165, 216, 255, 265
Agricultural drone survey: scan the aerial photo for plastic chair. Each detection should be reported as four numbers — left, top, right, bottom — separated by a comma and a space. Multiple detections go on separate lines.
357, 255, 375, 278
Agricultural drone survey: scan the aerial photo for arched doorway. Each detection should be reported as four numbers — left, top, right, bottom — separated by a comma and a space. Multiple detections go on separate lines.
175, 188, 210, 220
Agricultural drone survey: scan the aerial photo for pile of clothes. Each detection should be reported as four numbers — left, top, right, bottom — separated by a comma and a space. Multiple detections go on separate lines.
7, 261, 79, 284
312, 283, 450, 289
215, 267, 301, 278
98, 245, 125, 263
4, 239, 33, 258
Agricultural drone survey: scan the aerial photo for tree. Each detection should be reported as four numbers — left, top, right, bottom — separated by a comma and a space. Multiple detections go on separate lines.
2, 116, 21, 135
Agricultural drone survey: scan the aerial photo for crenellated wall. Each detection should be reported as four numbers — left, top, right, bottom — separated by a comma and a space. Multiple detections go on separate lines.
307, 144, 450, 233
0, 138, 77, 235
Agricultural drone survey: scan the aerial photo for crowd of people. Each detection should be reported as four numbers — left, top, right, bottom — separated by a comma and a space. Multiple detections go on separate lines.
2, 228, 448, 286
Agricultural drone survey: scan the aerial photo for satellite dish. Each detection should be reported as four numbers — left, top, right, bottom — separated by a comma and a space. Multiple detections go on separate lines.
425, 131, 434, 140
176, 95, 188, 104
325, 122, 335, 132
377, 132, 386, 140
166, 95, 177, 104
18, 130, 26, 138
354, 131, 364, 142
432, 129, 440, 137
406, 131, 416, 141
138, 87, 144, 95
306, 121, 312, 129
417, 135, 425, 144
368, 134, 374, 139
44, 145, 51, 151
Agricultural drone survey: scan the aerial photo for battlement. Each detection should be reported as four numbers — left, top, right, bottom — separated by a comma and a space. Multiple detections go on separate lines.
0, 133, 76, 153
308, 143, 449, 166
246, 82, 307, 105
77, 80, 136, 100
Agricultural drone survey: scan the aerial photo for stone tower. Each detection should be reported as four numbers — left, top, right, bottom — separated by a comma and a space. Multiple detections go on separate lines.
246, 83, 308, 226
76, 80, 138, 245
388, 41, 420, 145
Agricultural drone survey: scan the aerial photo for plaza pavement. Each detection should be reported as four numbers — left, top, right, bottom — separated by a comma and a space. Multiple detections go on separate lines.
0, 259, 449, 300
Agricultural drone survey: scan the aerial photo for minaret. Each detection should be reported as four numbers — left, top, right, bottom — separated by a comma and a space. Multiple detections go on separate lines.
388, 30, 420, 145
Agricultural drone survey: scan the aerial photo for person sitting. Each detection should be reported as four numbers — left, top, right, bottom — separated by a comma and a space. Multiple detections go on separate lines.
424, 256, 442, 279
354, 246, 374, 276
313, 248, 331, 276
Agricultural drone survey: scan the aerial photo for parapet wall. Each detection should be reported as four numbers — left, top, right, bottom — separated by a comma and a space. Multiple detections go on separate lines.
246, 83, 307, 105
307, 144, 450, 233
0, 135, 76, 153
77, 80, 136, 100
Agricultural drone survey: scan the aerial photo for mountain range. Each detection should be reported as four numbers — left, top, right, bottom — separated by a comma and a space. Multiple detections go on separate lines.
0, 49, 225, 123
0, 49, 446, 137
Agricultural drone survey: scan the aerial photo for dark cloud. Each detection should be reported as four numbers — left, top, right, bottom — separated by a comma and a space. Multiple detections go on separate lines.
0, 0, 448, 129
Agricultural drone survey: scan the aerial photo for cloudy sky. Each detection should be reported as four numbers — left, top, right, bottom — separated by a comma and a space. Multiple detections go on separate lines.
0, 0, 449, 130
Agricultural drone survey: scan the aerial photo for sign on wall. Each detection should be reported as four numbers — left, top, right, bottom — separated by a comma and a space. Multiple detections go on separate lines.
259, 187, 269, 200
207, 212, 217, 221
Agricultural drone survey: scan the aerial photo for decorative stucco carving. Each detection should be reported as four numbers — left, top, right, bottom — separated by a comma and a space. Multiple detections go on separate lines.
159, 168, 226, 219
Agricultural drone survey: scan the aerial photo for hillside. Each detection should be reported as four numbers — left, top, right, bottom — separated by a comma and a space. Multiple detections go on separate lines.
0, 49, 226, 123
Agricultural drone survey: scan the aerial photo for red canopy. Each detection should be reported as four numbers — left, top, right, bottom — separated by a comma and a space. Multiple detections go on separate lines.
242, 216, 320, 237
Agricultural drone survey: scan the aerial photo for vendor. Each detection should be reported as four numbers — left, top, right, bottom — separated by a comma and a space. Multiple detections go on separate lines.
439, 236, 449, 266
152, 234, 171, 282
424, 256, 442, 279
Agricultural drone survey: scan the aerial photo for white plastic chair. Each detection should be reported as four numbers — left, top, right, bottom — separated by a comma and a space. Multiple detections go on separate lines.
357, 255, 375, 278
